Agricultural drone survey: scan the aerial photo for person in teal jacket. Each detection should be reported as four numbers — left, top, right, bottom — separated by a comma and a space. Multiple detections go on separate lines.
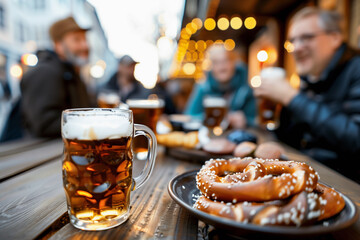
185, 44, 256, 128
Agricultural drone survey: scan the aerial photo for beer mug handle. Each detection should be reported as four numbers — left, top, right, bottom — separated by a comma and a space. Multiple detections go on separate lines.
133, 124, 157, 190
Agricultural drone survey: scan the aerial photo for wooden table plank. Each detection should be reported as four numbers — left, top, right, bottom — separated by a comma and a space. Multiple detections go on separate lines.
0, 137, 48, 157
49, 151, 201, 240
0, 159, 66, 240
0, 139, 63, 181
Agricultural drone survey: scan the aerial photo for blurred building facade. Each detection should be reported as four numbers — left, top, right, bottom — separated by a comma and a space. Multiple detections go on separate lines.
0, 0, 116, 138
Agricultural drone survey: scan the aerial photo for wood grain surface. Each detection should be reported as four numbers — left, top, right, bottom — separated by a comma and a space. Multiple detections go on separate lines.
0, 139, 63, 181
0, 137, 48, 157
0, 159, 66, 240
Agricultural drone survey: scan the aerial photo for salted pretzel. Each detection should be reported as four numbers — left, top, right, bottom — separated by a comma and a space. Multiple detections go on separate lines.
196, 158, 319, 202
194, 183, 345, 226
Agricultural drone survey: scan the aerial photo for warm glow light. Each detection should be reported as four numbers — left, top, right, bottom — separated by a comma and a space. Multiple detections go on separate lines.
183, 62, 196, 75
202, 59, 211, 71
96, 59, 107, 69
192, 18, 203, 29
21, 53, 38, 66
257, 50, 268, 62
213, 126, 223, 136
250, 75, 261, 88
192, 52, 198, 61
188, 40, 196, 52
224, 39, 235, 51
244, 17, 256, 29
230, 17, 242, 30
267, 48, 278, 64
198, 52, 204, 60
90, 65, 105, 78
186, 22, 197, 34
10, 64, 23, 78
180, 29, 190, 40
217, 17, 229, 31
186, 52, 192, 61
214, 39, 223, 44
204, 18, 216, 31
284, 40, 294, 53
205, 40, 214, 47
196, 40, 206, 51
290, 73, 301, 89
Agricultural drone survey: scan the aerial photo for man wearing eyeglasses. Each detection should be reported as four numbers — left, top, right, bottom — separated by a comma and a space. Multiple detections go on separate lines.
254, 7, 360, 183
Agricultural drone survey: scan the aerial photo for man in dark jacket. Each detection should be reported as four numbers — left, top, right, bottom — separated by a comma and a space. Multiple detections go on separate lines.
104, 55, 150, 102
21, 16, 91, 137
254, 7, 360, 182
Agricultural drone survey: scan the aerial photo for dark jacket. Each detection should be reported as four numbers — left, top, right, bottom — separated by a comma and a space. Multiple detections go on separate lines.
104, 72, 150, 102
275, 44, 360, 182
21, 50, 91, 137
185, 65, 256, 125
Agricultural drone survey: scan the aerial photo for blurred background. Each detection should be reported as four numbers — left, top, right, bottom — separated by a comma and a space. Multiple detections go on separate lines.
0, 0, 359, 137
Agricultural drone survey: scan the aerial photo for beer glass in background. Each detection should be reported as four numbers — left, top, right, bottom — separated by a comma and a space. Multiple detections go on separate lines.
61, 108, 156, 231
259, 67, 285, 130
126, 99, 164, 159
203, 96, 228, 135
97, 90, 120, 108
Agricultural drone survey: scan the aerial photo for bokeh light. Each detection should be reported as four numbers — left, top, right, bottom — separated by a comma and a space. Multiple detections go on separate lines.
230, 16, 242, 30
21, 53, 38, 66
204, 18, 216, 31
188, 40, 196, 52
202, 59, 211, 71
284, 40, 294, 53
192, 18, 203, 29
196, 40, 206, 51
244, 17, 256, 29
290, 73, 301, 89
183, 62, 196, 75
267, 48, 278, 64
186, 22, 197, 34
90, 65, 105, 78
224, 39, 235, 51
250, 75, 261, 88
205, 40, 214, 47
217, 17, 229, 31
257, 50, 268, 62
10, 64, 23, 78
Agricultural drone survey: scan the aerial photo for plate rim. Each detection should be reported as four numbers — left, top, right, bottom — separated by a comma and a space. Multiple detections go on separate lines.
168, 170, 359, 236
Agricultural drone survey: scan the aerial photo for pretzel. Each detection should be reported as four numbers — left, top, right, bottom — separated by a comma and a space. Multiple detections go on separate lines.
194, 183, 345, 226
196, 158, 318, 202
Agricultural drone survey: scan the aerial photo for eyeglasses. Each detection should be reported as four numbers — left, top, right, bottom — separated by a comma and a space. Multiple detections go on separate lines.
287, 31, 329, 46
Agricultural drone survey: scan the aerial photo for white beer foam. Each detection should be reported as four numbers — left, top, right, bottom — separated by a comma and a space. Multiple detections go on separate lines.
203, 97, 227, 108
260, 67, 286, 80
126, 99, 164, 108
62, 114, 132, 140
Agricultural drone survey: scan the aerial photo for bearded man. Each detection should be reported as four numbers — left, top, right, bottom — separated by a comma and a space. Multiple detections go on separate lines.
21, 16, 91, 137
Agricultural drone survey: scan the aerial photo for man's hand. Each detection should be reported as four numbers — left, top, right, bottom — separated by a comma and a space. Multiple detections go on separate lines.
228, 111, 247, 129
253, 76, 298, 106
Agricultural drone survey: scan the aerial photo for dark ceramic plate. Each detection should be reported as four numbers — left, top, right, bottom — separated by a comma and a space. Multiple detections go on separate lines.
168, 170, 359, 238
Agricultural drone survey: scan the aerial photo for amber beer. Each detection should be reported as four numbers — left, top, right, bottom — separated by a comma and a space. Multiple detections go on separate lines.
97, 91, 120, 108
61, 108, 156, 230
203, 97, 227, 129
126, 99, 164, 157
259, 67, 285, 130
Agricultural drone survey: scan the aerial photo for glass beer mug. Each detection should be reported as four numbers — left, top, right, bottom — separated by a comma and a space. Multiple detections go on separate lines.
61, 108, 156, 231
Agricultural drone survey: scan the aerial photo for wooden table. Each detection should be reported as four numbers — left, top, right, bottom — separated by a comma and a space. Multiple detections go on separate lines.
0, 130, 359, 240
